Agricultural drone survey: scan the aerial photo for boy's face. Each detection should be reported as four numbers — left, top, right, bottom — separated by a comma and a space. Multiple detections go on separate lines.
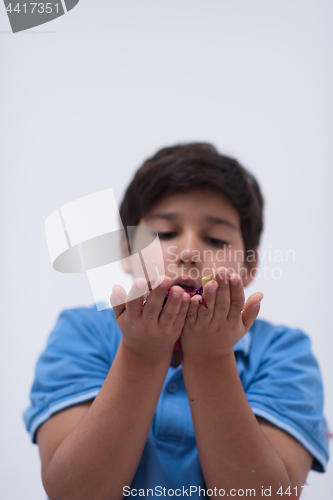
134, 189, 257, 291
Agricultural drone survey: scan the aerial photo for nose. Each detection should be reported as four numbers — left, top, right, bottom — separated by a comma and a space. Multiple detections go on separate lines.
177, 229, 202, 265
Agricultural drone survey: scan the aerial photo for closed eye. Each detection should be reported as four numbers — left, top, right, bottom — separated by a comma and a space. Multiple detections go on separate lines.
205, 237, 228, 247
157, 232, 177, 240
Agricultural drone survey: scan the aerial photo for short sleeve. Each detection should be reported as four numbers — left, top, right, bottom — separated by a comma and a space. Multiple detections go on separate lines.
22, 306, 121, 444
246, 323, 330, 473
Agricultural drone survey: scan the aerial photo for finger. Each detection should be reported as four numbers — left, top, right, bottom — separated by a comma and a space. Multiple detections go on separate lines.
211, 267, 230, 323
242, 293, 264, 331
227, 272, 245, 324
126, 278, 149, 319
142, 275, 172, 320
184, 294, 202, 326
196, 280, 218, 324
159, 285, 187, 328
110, 284, 127, 320
173, 292, 191, 331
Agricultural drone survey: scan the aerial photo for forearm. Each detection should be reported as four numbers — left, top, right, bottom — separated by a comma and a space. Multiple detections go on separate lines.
43, 340, 171, 500
182, 353, 292, 498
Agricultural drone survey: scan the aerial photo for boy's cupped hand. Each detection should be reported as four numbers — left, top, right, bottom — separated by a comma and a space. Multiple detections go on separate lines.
180, 266, 263, 362
110, 276, 190, 362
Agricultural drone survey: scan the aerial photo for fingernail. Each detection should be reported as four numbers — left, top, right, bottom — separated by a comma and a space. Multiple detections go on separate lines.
255, 298, 263, 306
182, 293, 190, 302
160, 280, 169, 289
136, 280, 147, 290
208, 284, 218, 293
229, 275, 239, 286
172, 291, 181, 298
110, 293, 121, 306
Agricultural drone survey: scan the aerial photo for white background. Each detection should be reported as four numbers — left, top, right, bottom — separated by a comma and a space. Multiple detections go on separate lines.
0, 1, 332, 499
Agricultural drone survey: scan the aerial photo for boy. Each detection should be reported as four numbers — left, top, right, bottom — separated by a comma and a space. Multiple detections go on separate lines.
23, 143, 329, 500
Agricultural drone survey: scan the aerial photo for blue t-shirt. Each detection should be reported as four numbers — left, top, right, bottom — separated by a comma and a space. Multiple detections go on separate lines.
23, 306, 330, 497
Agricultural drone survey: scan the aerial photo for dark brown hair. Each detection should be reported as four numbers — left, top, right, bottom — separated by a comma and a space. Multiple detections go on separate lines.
119, 143, 264, 256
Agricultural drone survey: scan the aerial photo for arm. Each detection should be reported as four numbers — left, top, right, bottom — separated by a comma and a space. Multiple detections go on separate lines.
40, 277, 190, 500
181, 268, 312, 499
182, 354, 312, 498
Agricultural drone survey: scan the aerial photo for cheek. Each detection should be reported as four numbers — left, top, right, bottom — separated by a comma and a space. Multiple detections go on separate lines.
159, 244, 179, 280
212, 249, 227, 265
161, 243, 178, 264
214, 247, 245, 264
212, 245, 246, 275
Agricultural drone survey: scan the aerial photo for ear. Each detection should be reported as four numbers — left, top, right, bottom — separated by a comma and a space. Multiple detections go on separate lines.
242, 246, 259, 287
120, 232, 132, 274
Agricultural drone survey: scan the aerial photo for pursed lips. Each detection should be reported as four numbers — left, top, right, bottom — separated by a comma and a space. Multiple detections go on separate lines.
171, 278, 199, 294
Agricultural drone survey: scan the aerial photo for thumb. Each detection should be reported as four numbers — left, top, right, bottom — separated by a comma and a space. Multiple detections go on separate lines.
110, 284, 127, 320
242, 293, 264, 331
